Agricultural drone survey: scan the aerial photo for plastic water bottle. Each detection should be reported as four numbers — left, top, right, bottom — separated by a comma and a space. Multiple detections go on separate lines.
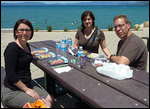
56, 39, 61, 57
61, 41, 66, 57
62, 36, 66, 45
67, 36, 72, 51
77, 46, 84, 67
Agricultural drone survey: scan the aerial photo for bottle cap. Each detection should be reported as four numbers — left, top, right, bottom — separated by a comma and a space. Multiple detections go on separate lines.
79, 46, 83, 49
71, 59, 77, 64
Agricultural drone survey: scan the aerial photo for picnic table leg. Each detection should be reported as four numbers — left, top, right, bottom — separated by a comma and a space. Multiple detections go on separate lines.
44, 73, 56, 96
44, 73, 68, 97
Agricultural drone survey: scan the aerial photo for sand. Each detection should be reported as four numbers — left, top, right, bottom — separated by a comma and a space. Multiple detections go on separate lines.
1, 27, 149, 80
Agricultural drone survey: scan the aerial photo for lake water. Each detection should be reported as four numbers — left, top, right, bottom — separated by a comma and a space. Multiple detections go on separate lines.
1, 5, 149, 30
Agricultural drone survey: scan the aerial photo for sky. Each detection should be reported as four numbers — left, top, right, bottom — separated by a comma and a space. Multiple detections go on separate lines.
1, 1, 92, 4
1, 1, 138, 4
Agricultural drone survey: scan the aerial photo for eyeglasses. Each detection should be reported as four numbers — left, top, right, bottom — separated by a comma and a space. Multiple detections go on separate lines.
17, 29, 31, 33
83, 18, 92, 21
114, 24, 126, 30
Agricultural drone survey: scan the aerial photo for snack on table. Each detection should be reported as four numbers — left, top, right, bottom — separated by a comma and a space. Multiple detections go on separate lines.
84, 50, 88, 55
32, 47, 49, 54
47, 57, 68, 66
38, 49, 47, 52
91, 58, 109, 67
87, 53, 100, 59
93, 63, 103, 67
48, 58, 64, 66
38, 53, 52, 59
34, 49, 47, 54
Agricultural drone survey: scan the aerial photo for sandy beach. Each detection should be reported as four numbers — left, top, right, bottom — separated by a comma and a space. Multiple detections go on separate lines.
1, 28, 149, 81
1, 27, 149, 108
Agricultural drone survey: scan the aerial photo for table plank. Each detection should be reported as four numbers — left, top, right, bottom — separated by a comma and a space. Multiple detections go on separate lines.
40, 40, 149, 85
70, 58, 149, 106
141, 37, 149, 40
131, 67, 149, 86
31, 55, 147, 108
29, 41, 149, 107
29, 41, 149, 106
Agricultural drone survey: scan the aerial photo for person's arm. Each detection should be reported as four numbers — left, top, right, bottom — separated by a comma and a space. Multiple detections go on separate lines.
73, 39, 79, 49
110, 55, 130, 65
111, 40, 140, 65
14, 80, 40, 99
100, 40, 111, 58
73, 30, 81, 49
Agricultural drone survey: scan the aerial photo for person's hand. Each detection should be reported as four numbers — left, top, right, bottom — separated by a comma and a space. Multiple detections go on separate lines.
25, 88, 40, 99
106, 55, 111, 59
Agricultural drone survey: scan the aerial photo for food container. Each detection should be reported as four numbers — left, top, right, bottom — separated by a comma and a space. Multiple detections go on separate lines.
32, 47, 49, 54
87, 53, 100, 59
91, 58, 109, 67
36, 52, 55, 60
47, 56, 68, 66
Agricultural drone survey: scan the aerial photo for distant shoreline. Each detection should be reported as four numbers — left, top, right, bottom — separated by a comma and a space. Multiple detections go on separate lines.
1, 28, 145, 33
1, 28, 108, 33
1, 5, 149, 7
1, 1, 149, 6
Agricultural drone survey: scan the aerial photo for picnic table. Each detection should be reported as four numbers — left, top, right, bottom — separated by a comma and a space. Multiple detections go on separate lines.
141, 36, 149, 52
29, 40, 149, 108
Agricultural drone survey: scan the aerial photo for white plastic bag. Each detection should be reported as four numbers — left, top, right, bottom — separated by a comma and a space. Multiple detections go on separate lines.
96, 63, 133, 80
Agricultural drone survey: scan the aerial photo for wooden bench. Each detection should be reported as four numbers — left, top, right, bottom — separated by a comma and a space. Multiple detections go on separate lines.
0, 67, 45, 108
0, 66, 46, 108
1, 66, 9, 108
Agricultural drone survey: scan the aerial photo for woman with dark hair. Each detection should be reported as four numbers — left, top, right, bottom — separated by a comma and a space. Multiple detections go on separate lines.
13, 19, 34, 40
73, 11, 111, 57
1, 19, 53, 108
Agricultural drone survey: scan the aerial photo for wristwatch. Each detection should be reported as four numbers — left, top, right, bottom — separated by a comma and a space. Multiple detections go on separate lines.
110, 54, 115, 62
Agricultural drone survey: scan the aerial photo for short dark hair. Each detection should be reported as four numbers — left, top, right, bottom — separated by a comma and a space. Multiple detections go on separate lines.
113, 14, 130, 24
13, 19, 34, 40
81, 11, 95, 29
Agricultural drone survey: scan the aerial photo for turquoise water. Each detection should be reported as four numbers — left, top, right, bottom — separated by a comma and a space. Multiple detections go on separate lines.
1, 5, 149, 30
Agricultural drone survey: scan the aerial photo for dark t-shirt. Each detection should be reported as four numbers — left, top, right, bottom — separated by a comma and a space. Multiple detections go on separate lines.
4, 42, 33, 90
75, 29, 105, 53
117, 33, 148, 71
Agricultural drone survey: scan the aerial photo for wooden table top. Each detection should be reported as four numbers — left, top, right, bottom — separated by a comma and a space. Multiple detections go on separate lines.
29, 40, 149, 108
141, 36, 149, 40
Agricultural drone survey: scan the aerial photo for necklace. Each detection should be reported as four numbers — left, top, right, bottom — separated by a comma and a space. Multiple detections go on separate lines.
84, 28, 95, 39
85, 35, 90, 39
